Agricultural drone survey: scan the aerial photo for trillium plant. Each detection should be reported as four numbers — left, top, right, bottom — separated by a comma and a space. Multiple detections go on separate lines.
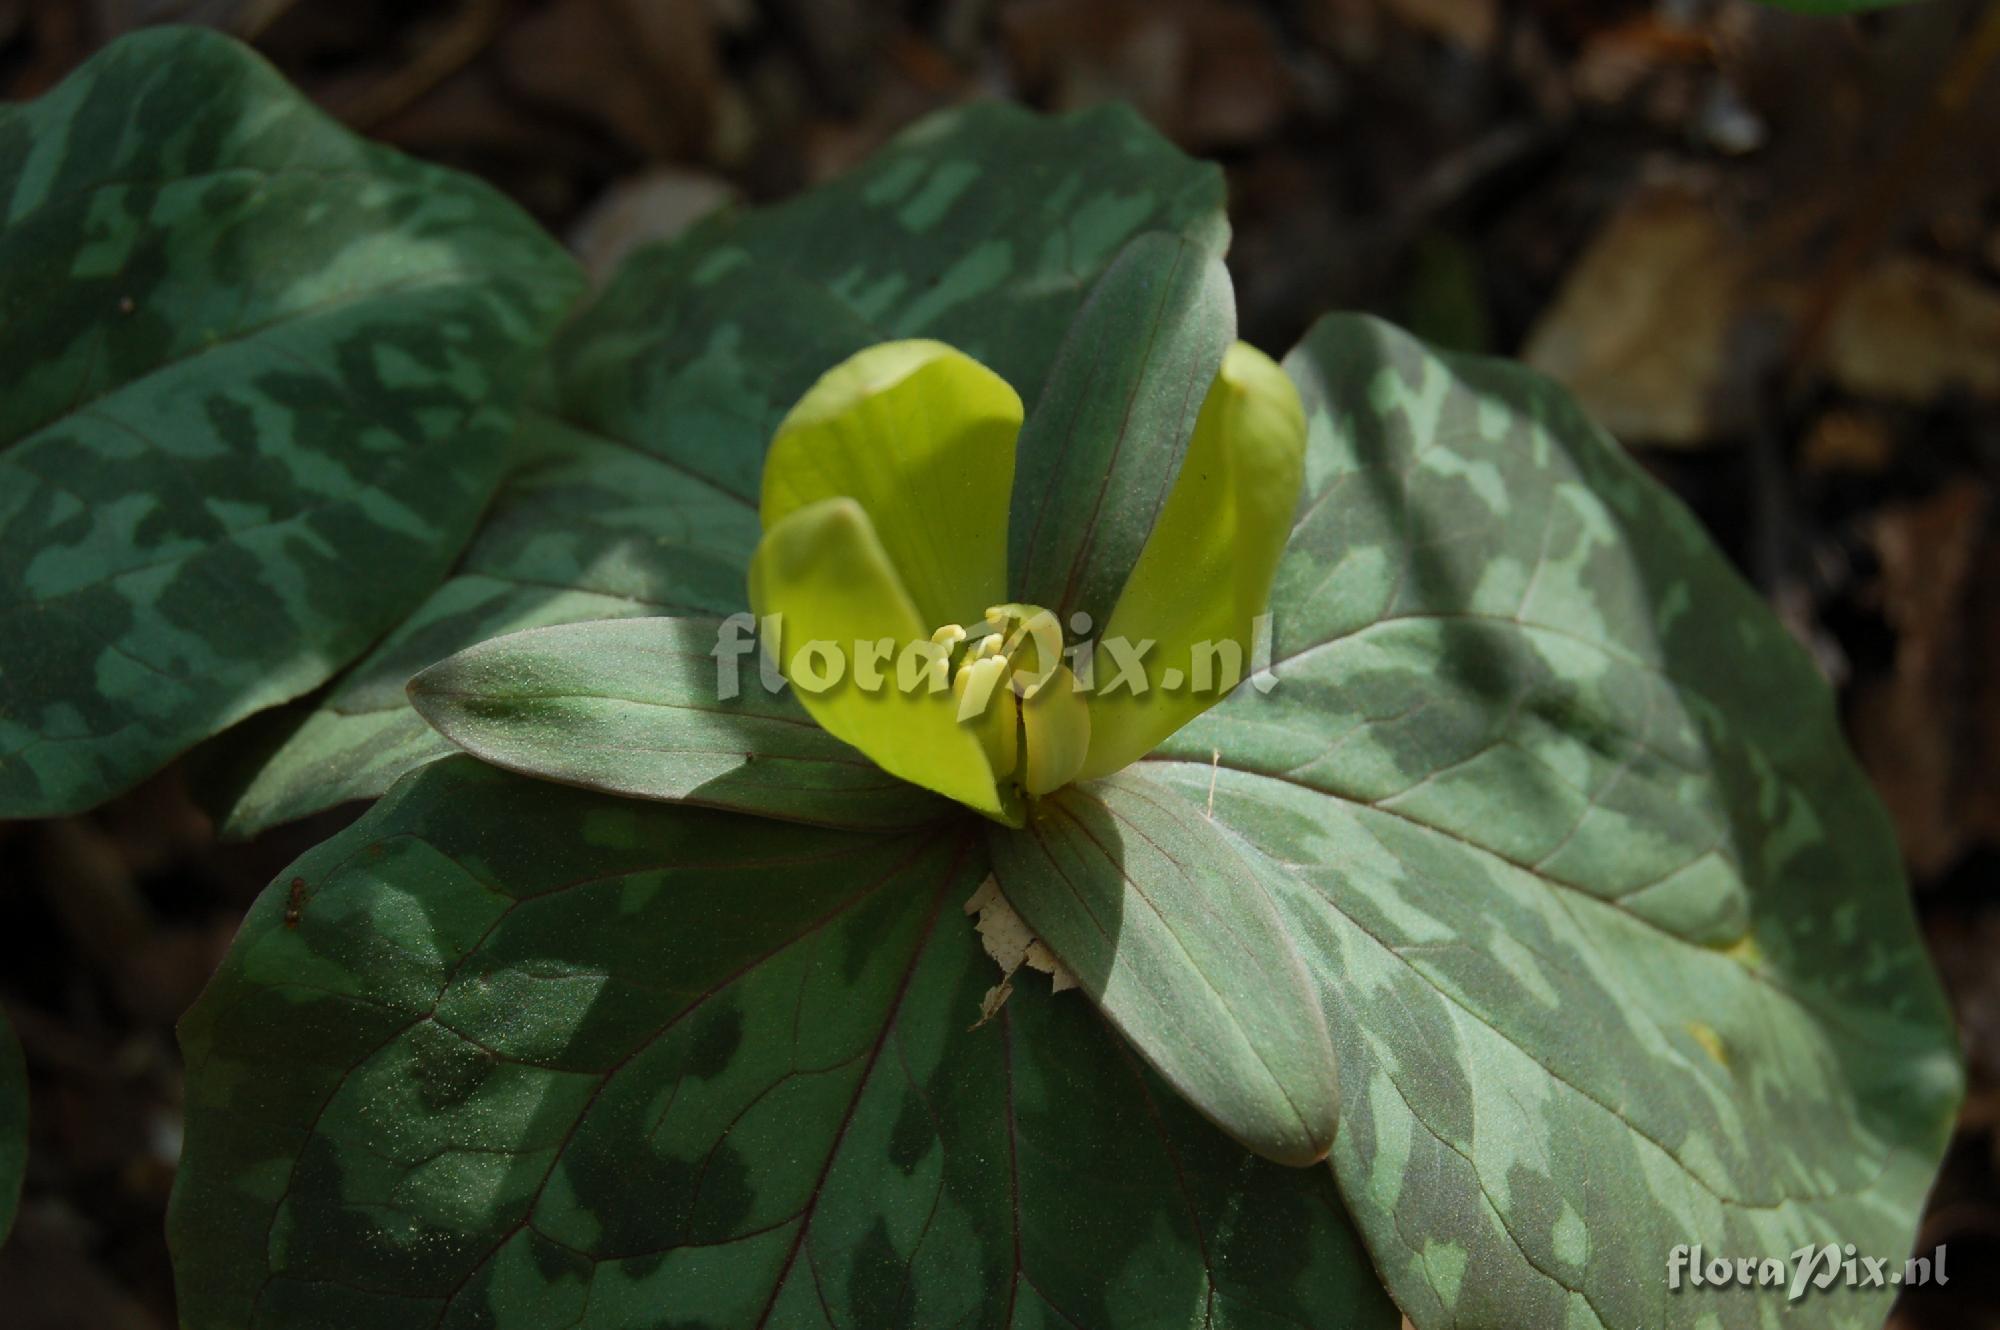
0, 24, 1961, 1330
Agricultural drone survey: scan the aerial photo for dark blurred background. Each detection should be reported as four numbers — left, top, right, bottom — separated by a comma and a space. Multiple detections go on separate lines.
2, 1, 1998, 1326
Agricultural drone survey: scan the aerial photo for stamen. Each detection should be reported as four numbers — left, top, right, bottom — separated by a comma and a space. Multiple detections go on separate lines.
934, 601, 1089, 798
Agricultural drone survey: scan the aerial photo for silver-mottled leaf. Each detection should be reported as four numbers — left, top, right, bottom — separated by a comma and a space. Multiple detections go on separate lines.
0, 28, 582, 816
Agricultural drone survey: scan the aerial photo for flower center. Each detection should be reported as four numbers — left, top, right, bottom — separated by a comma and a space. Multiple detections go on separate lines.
928, 603, 1088, 799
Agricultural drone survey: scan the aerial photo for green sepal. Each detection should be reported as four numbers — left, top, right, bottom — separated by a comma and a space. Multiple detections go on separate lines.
1008, 231, 1236, 629
407, 616, 947, 830
991, 772, 1340, 1167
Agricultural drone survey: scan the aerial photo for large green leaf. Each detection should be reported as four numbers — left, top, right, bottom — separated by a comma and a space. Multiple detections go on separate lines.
1007, 232, 1235, 628
989, 775, 1338, 1167
0, 1010, 24, 1245
219, 102, 1227, 836
0, 27, 583, 817
407, 616, 943, 829
1141, 315, 1961, 1329
170, 756, 1397, 1329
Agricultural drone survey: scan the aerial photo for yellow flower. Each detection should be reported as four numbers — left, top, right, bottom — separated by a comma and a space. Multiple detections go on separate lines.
749, 339, 1304, 825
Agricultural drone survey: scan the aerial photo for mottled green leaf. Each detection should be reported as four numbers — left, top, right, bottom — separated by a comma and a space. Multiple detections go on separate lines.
220, 102, 1227, 835
0, 27, 583, 817
989, 774, 1338, 1167
0, 1009, 24, 1245
408, 616, 943, 829
1142, 315, 1961, 1329
170, 756, 1397, 1329
1008, 233, 1235, 628
211, 404, 766, 836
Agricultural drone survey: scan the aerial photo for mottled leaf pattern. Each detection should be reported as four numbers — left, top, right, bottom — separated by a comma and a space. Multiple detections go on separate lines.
211, 405, 764, 835
1141, 315, 1962, 1330
170, 756, 1398, 1330
0, 1009, 24, 1245
408, 617, 943, 829
220, 102, 1226, 835
989, 775, 1338, 1167
0, 28, 582, 816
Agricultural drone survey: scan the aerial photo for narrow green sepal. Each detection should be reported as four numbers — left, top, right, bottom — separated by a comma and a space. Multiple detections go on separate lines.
1079, 343, 1306, 781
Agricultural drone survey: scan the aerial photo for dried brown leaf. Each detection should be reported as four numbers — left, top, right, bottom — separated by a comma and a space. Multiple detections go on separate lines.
962, 874, 1079, 1026
1826, 255, 2000, 403
1523, 181, 1799, 447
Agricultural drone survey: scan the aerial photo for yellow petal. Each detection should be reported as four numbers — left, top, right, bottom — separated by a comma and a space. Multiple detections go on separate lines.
761, 340, 1022, 629
1077, 343, 1306, 781
749, 497, 1015, 821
